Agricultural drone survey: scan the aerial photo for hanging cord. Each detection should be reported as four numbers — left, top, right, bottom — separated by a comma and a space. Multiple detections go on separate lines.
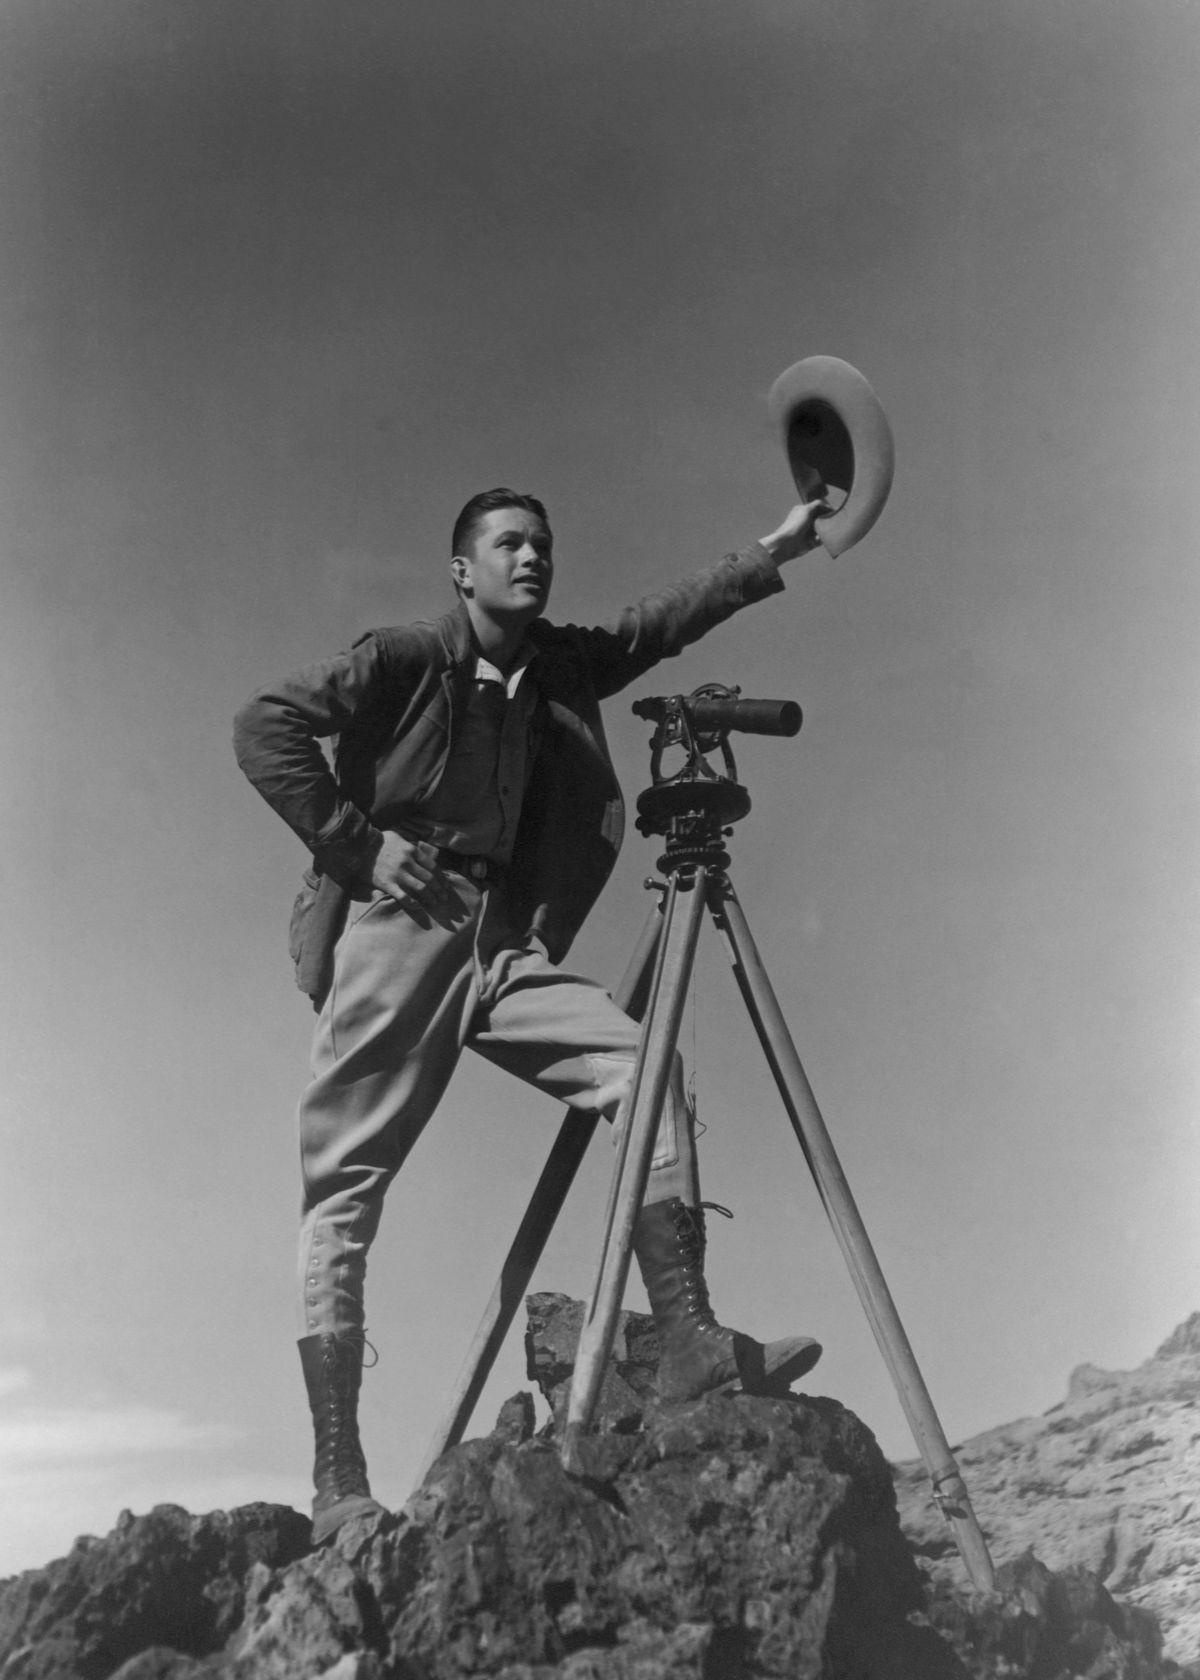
331, 1329, 379, 1366
344, 1332, 379, 1369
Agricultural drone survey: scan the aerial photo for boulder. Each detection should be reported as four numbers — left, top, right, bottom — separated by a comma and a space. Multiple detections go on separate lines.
0, 1296, 1187, 1679
0, 1503, 310, 1679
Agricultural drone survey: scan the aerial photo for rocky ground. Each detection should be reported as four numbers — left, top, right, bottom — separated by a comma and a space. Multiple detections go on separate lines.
0, 1295, 1193, 1679
895, 1313, 1200, 1667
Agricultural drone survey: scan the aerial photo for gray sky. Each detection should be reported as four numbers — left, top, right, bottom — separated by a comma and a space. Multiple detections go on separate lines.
3, 0, 1199, 1576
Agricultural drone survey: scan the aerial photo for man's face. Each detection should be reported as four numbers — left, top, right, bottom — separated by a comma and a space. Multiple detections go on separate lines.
453, 507, 554, 624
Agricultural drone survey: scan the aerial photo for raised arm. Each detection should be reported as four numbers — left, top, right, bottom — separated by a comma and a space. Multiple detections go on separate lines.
571, 498, 827, 701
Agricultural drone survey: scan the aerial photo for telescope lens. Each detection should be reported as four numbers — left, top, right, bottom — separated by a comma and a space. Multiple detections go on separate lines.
688, 697, 802, 737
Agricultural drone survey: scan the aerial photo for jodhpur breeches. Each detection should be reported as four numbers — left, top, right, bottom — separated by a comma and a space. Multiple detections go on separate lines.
297, 873, 698, 1337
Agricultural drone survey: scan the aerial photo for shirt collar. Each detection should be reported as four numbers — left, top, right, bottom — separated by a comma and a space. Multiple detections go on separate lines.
473, 639, 537, 699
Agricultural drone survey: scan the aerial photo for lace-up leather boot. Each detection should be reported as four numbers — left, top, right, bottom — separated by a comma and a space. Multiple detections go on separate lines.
298, 1333, 387, 1543
633, 1198, 822, 1404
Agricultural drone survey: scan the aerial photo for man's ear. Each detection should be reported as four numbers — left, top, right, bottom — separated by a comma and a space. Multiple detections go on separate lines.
450, 555, 471, 594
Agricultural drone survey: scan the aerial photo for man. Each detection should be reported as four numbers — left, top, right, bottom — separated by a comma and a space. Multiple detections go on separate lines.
234, 488, 828, 1542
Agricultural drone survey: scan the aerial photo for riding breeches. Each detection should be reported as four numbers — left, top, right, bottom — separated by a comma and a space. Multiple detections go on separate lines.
297, 873, 699, 1337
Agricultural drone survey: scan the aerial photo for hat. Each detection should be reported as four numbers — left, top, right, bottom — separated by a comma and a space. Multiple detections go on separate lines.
767, 356, 894, 557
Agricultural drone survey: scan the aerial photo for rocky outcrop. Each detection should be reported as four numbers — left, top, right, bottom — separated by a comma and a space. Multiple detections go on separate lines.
0, 1503, 312, 1679
0, 1295, 1187, 1679
895, 1313, 1200, 1668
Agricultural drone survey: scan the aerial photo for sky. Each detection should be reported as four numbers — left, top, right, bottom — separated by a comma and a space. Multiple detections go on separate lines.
2, 0, 1199, 1580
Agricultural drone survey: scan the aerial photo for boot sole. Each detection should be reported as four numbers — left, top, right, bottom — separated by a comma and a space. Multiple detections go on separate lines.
658, 1337, 824, 1404
735, 1334, 823, 1396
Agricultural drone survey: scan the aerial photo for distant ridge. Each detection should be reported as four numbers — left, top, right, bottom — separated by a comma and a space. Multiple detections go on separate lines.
895, 1312, 1200, 1665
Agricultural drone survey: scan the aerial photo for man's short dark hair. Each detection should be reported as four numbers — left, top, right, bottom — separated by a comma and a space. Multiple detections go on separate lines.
451, 488, 550, 556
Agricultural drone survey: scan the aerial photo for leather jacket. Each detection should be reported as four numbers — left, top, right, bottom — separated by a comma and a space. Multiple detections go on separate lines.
234, 544, 784, 1003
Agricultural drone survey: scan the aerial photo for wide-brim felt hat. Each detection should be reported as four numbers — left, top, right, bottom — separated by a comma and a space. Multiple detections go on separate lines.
767, 356, 894, 557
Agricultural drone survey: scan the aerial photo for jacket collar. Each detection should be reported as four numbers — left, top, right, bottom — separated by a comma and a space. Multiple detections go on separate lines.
436, 600, 475, 665
437, 599, 548, 676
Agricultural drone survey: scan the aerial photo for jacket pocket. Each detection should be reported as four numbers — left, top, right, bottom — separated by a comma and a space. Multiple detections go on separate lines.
293, 871, 352, 1009
288, 868, 322, 968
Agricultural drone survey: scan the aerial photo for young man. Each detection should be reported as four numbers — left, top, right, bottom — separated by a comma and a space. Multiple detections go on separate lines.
234, 488, 828, 1542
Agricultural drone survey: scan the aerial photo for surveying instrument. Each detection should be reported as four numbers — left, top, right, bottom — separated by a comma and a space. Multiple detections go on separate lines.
418, 358, 997, 1593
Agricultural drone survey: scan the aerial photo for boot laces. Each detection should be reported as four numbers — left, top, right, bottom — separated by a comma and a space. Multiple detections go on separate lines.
674, 1202, 720, 1330
315, 1335, 373, 1499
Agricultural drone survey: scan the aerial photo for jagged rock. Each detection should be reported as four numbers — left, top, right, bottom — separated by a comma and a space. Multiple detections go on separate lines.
894, 1314, 1200, 1667
0, 1299, 1187, 1679
523, 1291, 660, 1432
396, 1383, 942, 1677
493, 1389, 538, 1448
0, 1503, 311, 1679
108, 1654, 206, 1679
920, 1550, 1170, 1680
1154, 1313, 1200, 1361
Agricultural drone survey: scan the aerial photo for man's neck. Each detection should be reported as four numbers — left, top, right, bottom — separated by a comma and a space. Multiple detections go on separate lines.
464, 606, 530, 671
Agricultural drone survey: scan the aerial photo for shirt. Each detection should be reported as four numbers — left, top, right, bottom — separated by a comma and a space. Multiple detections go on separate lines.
406, 645, 539, 862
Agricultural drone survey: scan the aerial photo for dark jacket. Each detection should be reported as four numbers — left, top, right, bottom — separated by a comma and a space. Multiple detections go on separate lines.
233, 544, 784, 1003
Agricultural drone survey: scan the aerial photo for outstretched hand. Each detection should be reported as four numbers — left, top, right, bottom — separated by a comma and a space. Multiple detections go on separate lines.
757, 497, 831, 564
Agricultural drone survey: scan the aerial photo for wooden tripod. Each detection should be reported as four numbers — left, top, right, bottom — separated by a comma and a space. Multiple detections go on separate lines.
418, 689, 996, 1594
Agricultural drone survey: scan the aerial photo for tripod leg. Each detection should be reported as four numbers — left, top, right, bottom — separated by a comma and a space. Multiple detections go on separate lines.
712, 880, 997, 1594
414, 901, 665, 1486
560, 869, 709, 1469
